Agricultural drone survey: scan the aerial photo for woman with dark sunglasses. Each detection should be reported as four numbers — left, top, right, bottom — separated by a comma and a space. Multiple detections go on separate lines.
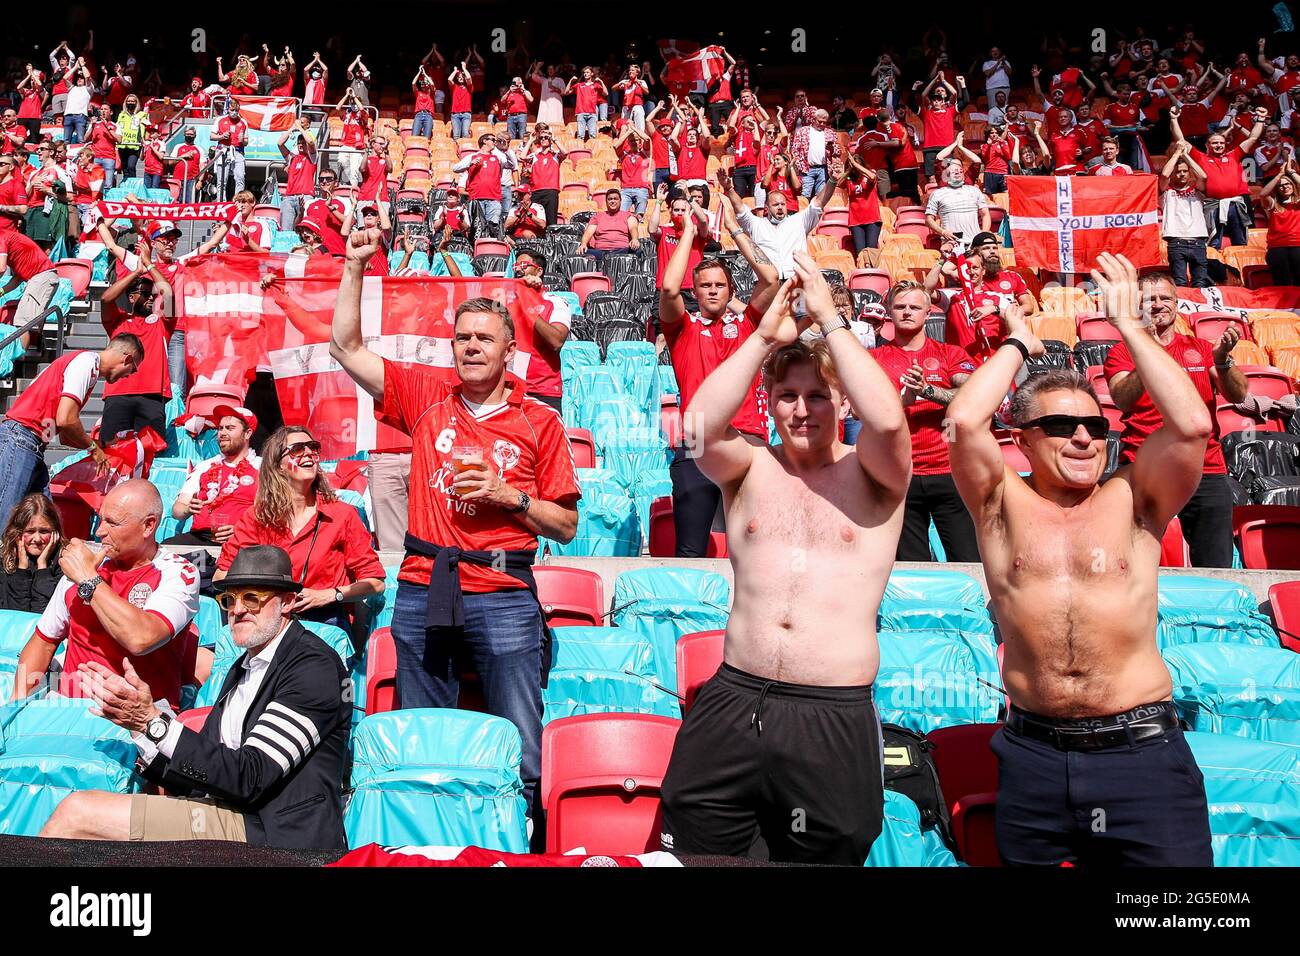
213, 426, 384, 635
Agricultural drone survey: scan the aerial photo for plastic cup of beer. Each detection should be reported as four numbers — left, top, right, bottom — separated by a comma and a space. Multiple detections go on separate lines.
452, 445, 484, 495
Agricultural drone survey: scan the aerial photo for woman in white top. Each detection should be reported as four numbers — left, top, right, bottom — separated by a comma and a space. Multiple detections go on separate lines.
529, 62, 566, 126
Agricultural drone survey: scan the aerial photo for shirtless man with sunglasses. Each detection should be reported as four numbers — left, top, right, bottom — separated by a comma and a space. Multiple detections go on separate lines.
946, 253, 1215, 867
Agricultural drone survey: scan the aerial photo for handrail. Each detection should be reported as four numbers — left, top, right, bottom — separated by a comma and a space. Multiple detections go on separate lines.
0, 302, 66, 356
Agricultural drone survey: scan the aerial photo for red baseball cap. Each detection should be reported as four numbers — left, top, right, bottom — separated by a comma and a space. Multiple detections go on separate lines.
211, 404, 258, 432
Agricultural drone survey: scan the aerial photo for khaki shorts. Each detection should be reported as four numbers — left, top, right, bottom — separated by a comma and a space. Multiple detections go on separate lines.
128, 794, 249, 843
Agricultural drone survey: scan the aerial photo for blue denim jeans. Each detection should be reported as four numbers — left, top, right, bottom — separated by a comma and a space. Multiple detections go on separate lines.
412, 111, 434, 139
621, 187, 648, 214
0, 420, 49, 527
95, 158, 116, 188
177, 178, 196, 203
475, 199, 503, 228
597, 103, 609, 121
279, 193, 309, 233
143, 173, 163, 191
391, 580, 545, 809
451, 112, 472, 139
802, 164, 827, 198
576, 112, 597, 140
63, 114, 87, 144
507, 113, 527, 141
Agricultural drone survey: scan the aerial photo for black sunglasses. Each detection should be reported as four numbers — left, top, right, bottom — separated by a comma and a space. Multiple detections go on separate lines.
1017, 415, 1109, 440
283, 439, 322, 458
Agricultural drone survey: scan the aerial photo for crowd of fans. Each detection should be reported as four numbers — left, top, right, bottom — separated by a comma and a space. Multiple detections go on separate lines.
0, 18, 1296, 862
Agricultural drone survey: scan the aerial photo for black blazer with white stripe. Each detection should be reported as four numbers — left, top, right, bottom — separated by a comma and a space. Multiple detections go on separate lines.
141, 620, 351, 849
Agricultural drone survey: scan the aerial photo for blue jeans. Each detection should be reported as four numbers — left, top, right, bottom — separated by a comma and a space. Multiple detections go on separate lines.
391, 580, 545, 810
178, 178, 196, 203
0, 420, 49, 527
1166, 237, 1210, 287
451, 112, 471, 139
474, 198, 502, 227
597, 103, 609, 121
802, 164, 827, 198
654, 168, 672, 193
577, 112, 597, 140
168, 330, 188, 398
500, 185, 513, 224
95, 158, 116, 188
412, 111, 434, 139
507, 113, 527, 142
621, 187, 648, 214
143, 173, 163, 191
279, 193, 309, 233
63, 114, 87, 144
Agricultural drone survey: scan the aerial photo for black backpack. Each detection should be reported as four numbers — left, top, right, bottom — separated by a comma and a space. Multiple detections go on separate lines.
881, 723, 955, 849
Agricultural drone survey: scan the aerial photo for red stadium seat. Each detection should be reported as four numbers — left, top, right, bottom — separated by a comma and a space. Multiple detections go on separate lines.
815, 221, 853, 250
52, 258, 93, 299
1233, 505, 1300, 570
565, 427, 597, 469
848, 268, 893, 296
1191, 312, 1252, 345
820, 207, 849, 227
1160, 516, 1190, 567
998, 435, 1031, 472
1241, 264, 1274, 290
534, 565, 606, 627
1100, 400, 1124, 433
1215, 403, 1282, 436
185, 382, 247, 421
473, 238, 511, 257
254, 204, 281, 219
365, 627, 398, 716
648, 497, 728, 558
569, 272, 612, 307
1239, 365, 1297, 401
1077, 314, 1119, 342
926, 723, 1003, 867
176, 707, 212, 733
540, 714, 680, 855
893, 220, 932, 241
675, 630, 725, 716
1267, 581, 1300, 653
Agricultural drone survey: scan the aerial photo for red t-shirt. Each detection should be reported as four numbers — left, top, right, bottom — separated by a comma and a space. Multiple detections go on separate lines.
620, 151, 649, 189
655, 222, 706, 289
1048, 129, 1084, 170
4, 350, 98, 438
377, 362, 582, 592
503, 89, 529, 114
620, 81, 645, 107
846, 177, 881, 227
174, 143, 203, 181
101, 294, 175, 401
525, 297, 572, 399
0, 229, 53, 280
1104, 100, 1141, 127
943, 271, 1031, 361
414, 87, 435, 114
181, 452, 262, 532
464, 153, 503, 200
450, 78, 473, 114
1104, 332, 1226, 474
651, 130, 673, 168
871, 339, 976, 474
142, 141, 165, 176
980, 140, 1013, 175
87, 121, 119, 161
1076, 118, 1107, 161
285, 152, 317, 196
181, 90, 212, 113
591, 210, 635, 250
1177, 102, 1212, 138
574, 80, 600, 114
341, 116, 367, 150
0, 176, 26, 230
665, 305, 766, 439
1191, 147, 1248, 199
1268, 203, 1300, 247
216, 497, 384, 591
35, 551, 200, 708
889, 122, 919, 169
529, 150, 561, 190
673, 137, 709, 180
922, 103, 957, 149
214, 115, 248, 149
358, 155, 387, 201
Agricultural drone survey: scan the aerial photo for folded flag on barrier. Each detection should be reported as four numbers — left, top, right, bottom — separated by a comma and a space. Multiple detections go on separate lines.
182, 253, 547, 460
1008, 174, 1160, 273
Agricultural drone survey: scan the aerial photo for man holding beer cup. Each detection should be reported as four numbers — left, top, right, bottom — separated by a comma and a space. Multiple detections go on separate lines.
329, 228, 580, 824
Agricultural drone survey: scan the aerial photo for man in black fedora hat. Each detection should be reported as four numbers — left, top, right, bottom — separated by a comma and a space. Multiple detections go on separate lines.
42, 545, 352, 850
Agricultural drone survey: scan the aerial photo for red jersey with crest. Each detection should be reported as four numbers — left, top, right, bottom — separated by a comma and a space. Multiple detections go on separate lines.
871, 339, 976, 474
35, 551, 200, 707
5, 350, 99, 439
378, 361, 581, 592
180, 451, 262, 532
1104, 332, 1225, 474
664, 304, 766, 440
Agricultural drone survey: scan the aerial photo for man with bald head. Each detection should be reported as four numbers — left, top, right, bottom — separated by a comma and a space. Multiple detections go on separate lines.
13, 478, 201, 707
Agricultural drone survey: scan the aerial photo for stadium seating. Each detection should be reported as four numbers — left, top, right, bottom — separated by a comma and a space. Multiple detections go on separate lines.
876, 631, 1001, 732
611, 568, 731, 692
1187, 731, 1300, 866
534, 565, 605, 627
565, 427, 597, 469
1232, 504, 1300, 570
345, 709, 530, 851
540, 713, 679, 854
926, 722, 1001, 867
1267, 581, 1300, 653
1155, 575, 1281, 650
1164, 643, 1300, 746
676, 629, 725, 716
195, 620, 355, 707
0, 695, 143, 836
863, 790, 961, 867
0, 610, 40, 706
364, 627, 398, 716
647, 496, 729, 558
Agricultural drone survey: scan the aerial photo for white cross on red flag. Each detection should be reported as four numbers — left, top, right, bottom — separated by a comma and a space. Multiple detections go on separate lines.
1007, 174, 1161, 274
231, 95, 300, 132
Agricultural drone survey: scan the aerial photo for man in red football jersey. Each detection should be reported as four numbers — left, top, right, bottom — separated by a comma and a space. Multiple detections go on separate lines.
172, 127, 204, 203
1171, 103, 1266, 248
330, 227, 580, 822
278, 119, 319, 232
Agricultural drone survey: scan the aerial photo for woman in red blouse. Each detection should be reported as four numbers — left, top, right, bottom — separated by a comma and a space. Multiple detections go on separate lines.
215, 426, 384, 634
1260, 158, 1300, 285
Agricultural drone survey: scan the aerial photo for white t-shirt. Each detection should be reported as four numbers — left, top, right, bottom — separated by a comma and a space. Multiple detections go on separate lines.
738, 204, 825, 278
807, 131, 826, 166
983, 60, 1012, 89
64, 86, 92, 116
925, 184, 988, 243
1161, 187, 1209, 239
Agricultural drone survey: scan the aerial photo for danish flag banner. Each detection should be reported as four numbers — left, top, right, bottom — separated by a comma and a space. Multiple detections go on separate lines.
181, 253, 546, 460
232, 95, 300, 131
662, 45, 727, 98
1007, 174, 1161, 273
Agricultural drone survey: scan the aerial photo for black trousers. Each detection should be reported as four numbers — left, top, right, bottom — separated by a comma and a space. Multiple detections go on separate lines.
992, 719, 1212, 866
244, 371, 285, 454
1180, 473, 1233, 569
898, 473, 980, 563
670, 449, 720, 558
100, 394, 166, 442
1266, 245, 1300, 286
891, 167, 920, 201
660, 663, 884, 865
732, 165, 756, 199
532, 188, 560, 227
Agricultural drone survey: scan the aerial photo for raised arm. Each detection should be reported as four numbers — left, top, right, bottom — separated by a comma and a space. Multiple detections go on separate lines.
329, 229, 387, 402
1239, 107, 1269, 154
1093, 253, 1212, 530
657, 211, 698, 328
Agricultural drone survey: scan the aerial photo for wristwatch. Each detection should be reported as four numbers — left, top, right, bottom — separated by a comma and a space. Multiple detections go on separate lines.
922, 384, 938, 401
509, 491, 532, 514
77, 576, 104, 604
1214, 354, 1235, 369
820, 315, 850, 337
145, 711, 172, 743
334, 587, 345, 604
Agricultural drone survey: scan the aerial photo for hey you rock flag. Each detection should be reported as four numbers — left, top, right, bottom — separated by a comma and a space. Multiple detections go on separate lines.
232, 95, 300, 131
181, 253, 547, 460
1008, 174, 1161, 274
